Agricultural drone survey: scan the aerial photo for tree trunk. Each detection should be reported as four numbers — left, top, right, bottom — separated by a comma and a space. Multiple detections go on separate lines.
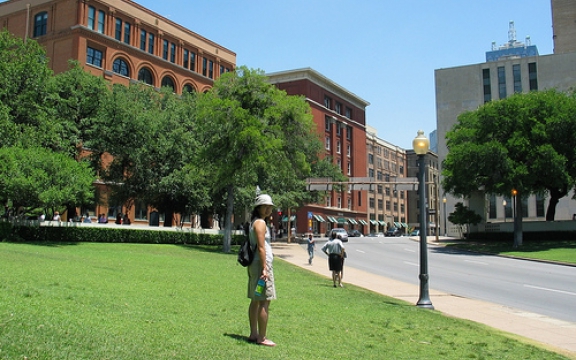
223, 184, 234, 253
163, 209, 174, 227
513, 195, 523, 248
545, 187, 566, 221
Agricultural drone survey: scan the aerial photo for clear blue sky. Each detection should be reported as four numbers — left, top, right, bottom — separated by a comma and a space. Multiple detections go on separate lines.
13, 0, 557, 149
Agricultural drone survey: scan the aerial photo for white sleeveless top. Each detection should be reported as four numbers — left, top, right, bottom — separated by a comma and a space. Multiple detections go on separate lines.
249, 218, 273, 263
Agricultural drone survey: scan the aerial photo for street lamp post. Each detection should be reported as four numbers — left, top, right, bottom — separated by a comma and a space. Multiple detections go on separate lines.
413, 130, 433, 309
442, 197, 447, 236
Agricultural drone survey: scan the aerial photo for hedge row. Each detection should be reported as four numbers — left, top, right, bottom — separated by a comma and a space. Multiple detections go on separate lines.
467, 231, 576, 241
0, 222, 244, 246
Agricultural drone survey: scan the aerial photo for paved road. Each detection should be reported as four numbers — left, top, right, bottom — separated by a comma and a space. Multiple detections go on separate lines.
315, 236, 576, 323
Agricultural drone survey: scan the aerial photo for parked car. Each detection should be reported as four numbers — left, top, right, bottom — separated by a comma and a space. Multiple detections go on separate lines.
410, 229, 420, 236
329, 228, 349, 242
385, 227, 402, 237
367, 232, 384, 237
347, 229, 363, 237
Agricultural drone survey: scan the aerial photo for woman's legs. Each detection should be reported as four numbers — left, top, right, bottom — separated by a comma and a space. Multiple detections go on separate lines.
248, 300, 259, 340
248, 299, 274, 344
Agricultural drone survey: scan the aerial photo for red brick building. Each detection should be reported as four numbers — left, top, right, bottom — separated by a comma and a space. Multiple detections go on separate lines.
267, 68, 370, 236
1, 0, 236, 224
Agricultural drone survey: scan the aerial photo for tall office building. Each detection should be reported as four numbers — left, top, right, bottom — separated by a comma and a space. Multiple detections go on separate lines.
435, 8, 576, 235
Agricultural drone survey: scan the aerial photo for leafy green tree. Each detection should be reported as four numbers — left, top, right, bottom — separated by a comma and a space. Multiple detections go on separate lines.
93, 85, 208, 226
0, 30, 57, 149
447, 202, 482, 239
443, 90, 576, 246
0, 147, 95, 217
196, 67, 324, 252
47, 60, 110, 158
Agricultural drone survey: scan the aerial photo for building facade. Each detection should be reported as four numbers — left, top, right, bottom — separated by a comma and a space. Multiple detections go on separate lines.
365, 126, 409, 235
267, 68, 370, 236
1, 0, 236, 224
435, 7, 576, 235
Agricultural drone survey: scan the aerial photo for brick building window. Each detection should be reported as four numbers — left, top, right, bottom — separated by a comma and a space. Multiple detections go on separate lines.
148, 33, 155, 54
138, 67, 154, 85
115, 18, 122, 41
124, 22, 131, 44
86, 47, 103, 67
33, 12, 48, 37
112, 58, 130, 77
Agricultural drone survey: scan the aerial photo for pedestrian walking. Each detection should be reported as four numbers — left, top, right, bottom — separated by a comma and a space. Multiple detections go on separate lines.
307, 234, 315, 265
321, 232, 345, 287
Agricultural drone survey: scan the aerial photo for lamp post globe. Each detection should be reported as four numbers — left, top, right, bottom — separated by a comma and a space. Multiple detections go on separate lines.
413, 130, 433, 309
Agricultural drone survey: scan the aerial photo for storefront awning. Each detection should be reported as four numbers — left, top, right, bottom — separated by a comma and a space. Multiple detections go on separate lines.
348, 218, 357, 224
401, 222, 408, 228
313, 214, 326, 222
359, 219, 368, 225
337, 217, 347, 224
369, 220, 378, 225
326, 216, 337, 223
394, 222, 401, 228
282, 216, 296, 221
378, 220, 386, 226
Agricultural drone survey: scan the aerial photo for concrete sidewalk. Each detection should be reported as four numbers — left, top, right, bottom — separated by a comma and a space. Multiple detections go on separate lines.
271, 242, 576, 359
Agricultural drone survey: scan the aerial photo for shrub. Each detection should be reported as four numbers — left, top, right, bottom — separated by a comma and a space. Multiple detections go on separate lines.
0, 222, 246, 246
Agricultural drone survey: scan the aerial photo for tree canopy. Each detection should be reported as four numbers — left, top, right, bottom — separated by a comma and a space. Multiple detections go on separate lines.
0, 147, 95, 216
196, 67, 327, 252
0, 32, 343, 249
443, 89, 576, 246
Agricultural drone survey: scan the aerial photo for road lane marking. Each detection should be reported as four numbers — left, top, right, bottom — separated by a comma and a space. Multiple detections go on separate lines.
356, 249, 365, 253
404, 248, 416, 253
524, 284, 576, 297
404, 261, 418, 267
464, 260, 489, 265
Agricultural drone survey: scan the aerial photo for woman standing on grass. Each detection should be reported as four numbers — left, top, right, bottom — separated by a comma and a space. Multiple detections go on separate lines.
247, 194, 277, 347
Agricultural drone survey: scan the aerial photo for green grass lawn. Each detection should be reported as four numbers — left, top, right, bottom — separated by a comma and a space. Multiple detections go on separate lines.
446, 240, 576, 265
0, 242, 571, 359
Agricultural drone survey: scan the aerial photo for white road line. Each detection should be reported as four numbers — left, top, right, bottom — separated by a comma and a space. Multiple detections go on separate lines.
524, 284, 576, 297
404, 261, 418, 267
464, 259, 489, 265
404, 248, 416, 253
356, 249, 365, 253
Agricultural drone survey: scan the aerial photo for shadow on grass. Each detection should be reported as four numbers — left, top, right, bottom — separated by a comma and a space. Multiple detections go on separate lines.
223, 333, 254, 344
442, 239, 576, 254
1, 240, 80, 247
176, 244, 239, 255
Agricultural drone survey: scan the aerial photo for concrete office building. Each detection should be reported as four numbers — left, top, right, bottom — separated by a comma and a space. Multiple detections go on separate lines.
1, 0, 235, 224
435, 4, 576, 235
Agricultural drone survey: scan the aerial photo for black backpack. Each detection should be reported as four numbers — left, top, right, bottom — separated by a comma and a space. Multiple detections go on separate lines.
237, 222, 255, 267
237, 237, 254, 267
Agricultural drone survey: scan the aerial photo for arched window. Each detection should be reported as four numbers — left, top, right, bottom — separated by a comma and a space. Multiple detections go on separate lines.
33, 12, 48, 37
138, 67, 154, 85
182, 84, 195, 94
161, 76, 175, 91
112, 58, 130, 77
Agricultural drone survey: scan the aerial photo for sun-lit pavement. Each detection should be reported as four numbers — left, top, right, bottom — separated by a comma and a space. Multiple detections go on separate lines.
272, 241, 576, 358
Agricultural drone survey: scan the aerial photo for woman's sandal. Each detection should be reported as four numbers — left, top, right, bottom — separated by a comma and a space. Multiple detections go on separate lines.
257, 338, 276, 347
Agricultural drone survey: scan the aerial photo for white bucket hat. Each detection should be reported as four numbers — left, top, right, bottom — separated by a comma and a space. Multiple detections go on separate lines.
254, 194, 274, 207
